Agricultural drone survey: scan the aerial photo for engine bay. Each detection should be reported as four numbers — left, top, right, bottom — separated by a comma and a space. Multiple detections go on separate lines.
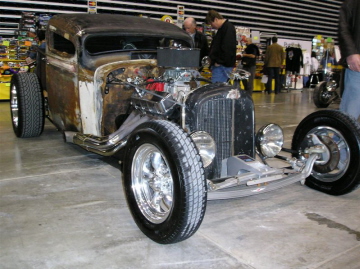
106, 64, 203, 103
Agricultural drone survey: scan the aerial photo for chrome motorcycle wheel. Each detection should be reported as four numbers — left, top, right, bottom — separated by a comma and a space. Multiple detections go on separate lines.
313, 81, 338, 108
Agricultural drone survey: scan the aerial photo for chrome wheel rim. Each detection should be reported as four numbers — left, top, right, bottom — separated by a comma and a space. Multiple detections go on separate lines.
10, 84, 19, 128
307, 126, 350, 182
320, 85, 335, 103
131, 143, 174, 224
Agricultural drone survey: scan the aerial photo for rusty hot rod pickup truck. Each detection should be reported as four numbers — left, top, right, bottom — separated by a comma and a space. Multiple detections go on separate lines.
10, 14, 360, 244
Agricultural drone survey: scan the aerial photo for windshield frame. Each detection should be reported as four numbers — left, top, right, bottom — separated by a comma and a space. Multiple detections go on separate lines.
84, 33, 192, 56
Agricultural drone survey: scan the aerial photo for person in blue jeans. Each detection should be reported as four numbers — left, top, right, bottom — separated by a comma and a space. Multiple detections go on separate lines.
205, 10, 236, 83
339, 0, 360, 121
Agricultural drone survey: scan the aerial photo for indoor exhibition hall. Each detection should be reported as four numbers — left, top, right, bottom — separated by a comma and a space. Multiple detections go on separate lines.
0, 1, 359, 269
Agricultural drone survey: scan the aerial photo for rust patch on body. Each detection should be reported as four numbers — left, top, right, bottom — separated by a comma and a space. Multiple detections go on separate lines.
100, 62, 160, 135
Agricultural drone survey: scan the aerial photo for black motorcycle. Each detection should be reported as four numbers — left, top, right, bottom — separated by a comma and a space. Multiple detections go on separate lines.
313, 69, 343, 108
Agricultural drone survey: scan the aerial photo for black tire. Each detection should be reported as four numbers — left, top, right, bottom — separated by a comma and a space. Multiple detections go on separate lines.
123, 120, 206, 244
313, 81, 334, 108
291, 110, 360, 195
10, 73, 44, 138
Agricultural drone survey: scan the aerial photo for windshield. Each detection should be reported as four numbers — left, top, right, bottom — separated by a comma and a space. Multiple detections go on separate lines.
85, 35, 192, 55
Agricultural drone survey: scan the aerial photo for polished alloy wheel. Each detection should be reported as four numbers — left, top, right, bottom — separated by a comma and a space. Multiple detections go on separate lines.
310, 126, 350, 182
131, 143, 174, 224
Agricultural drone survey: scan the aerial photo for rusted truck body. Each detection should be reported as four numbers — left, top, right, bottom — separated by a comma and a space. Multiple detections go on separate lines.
10, 14, 360, 244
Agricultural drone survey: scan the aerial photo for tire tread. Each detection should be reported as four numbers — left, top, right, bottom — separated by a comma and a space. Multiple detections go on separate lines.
124, 120, 207, 244
11, 73, 44, 138
150, 120, 206, 243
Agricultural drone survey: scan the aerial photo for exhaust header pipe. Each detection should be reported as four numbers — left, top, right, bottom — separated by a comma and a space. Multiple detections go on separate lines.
64, 111, 151, 156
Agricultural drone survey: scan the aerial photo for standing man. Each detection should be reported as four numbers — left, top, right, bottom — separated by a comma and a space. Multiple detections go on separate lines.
205, 10, 237, 83
264, 36, 285, 94
183, 17, 209, 66
241, 37, 259, 95
339, 0, 360, 120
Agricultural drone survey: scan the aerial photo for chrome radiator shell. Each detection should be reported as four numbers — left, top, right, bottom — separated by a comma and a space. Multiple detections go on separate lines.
185, 84, 255, 179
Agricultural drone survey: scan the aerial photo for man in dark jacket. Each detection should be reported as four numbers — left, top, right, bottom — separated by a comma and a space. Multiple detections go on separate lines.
183, 17, 209, 66
339, 0, 360, 120
205, 10, 237, 83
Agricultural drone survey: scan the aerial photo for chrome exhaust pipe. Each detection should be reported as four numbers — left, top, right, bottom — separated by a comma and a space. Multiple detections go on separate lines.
64, 111, 150, 156
65, 132, 128, 156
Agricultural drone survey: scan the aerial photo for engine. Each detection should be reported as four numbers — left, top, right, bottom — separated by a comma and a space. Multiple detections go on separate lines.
161, 68, 200, 101
122, 47, 202, 103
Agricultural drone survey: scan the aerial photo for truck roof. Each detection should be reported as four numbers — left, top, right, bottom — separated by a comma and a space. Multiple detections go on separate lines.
49, 13, 192, 42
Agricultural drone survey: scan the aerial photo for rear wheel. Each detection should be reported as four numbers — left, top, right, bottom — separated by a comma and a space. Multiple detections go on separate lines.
123, 120, 206, 244
10, 73, 44, 138
292, 110, 360, 195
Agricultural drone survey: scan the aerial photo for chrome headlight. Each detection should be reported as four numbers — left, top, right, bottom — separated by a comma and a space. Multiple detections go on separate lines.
256, 124, 284, 158
190, 131, 216, 168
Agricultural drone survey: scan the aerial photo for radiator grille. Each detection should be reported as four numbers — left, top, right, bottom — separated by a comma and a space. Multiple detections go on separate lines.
186, 84, 254, 179
198, 98, 233, 173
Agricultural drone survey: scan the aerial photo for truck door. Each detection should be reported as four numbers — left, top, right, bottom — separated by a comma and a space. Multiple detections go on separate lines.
45, 31, 81, 132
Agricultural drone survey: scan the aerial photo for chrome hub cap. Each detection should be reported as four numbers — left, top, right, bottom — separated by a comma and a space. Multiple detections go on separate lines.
131, 144, 174, 224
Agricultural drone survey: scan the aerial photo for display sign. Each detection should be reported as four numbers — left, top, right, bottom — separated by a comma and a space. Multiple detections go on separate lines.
177, 5, 185, 24
251, 31, 260, 44
88, 1, 97, 14
236, 26, 250, 46
176, 5, 185, 27
278, 38, 312, 54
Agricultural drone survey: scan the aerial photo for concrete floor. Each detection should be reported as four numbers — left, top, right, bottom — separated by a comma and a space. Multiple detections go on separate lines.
0, 89, 359, 269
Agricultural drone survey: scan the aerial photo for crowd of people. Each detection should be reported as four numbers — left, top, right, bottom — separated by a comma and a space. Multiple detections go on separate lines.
193, 5, 360, 124
183, 10, 237, 85
182, 10, 285, 96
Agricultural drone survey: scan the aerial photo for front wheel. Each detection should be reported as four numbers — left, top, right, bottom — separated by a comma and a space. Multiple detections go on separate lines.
123, 120, 206, 244
292, 110, 360, 195
313, 81, 337, 108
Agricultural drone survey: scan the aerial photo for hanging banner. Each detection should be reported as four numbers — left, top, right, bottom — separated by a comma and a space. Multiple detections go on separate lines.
177, 5, 185, 27
251, 31, 260, 44
278, 39, 312, 54
235, 26, 250, 46
88, 1, 97, 14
